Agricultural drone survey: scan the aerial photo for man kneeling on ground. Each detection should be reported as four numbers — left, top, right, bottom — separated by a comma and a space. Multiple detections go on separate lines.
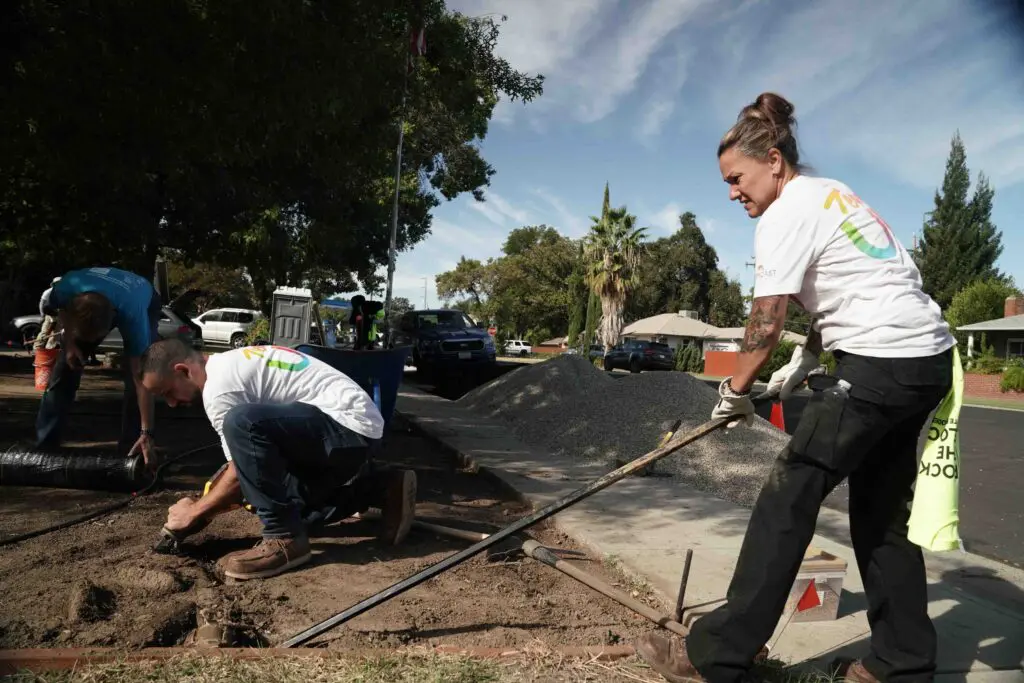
138, 339, 416, 580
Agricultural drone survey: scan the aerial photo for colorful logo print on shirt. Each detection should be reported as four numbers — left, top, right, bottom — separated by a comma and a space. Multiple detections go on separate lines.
825, 189, 898, 260
241, 345, 310, 371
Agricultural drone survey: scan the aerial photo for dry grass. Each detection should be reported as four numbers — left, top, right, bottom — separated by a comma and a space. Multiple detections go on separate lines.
2, 649, 844, 683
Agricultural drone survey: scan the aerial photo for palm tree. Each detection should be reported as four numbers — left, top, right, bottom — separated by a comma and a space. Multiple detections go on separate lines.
584, 184, 647, 352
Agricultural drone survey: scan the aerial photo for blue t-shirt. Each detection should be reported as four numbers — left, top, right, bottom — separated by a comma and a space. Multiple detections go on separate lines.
51, 267, 159, 356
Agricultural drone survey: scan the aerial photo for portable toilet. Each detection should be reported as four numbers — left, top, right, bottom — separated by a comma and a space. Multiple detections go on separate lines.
270, 286, 314, 348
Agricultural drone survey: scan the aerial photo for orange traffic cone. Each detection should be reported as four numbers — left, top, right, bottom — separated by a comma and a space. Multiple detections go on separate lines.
769, 401, 786, 431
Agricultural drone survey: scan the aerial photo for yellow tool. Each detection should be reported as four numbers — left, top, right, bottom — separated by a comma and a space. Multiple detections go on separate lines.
658, 419, 683, 448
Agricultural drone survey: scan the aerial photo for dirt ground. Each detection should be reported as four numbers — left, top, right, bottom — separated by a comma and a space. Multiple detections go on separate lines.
0, 353, 655, 651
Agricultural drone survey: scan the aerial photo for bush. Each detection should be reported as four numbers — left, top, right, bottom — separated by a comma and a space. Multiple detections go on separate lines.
757, 339, 797, 382
244, 316, 271, 346
1001, 366, 1024, 393
971, 354, 1004, 375
592, 356, 605, 369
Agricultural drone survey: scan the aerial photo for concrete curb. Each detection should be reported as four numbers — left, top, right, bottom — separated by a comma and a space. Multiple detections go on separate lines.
0, 644, 638, 675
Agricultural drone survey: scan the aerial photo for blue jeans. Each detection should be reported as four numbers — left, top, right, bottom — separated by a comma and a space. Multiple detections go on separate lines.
35, 293, 161, 455
222, 402, 374, 539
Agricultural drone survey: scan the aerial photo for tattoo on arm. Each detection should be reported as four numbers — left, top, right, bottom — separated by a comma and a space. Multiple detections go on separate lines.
741, 296, 787, 353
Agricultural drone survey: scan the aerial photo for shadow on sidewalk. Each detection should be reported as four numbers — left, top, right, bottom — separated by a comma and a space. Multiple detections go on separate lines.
805, 566, 1024, 676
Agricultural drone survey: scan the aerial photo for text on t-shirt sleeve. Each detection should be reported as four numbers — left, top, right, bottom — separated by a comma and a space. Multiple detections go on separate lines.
752, 203, 820, 298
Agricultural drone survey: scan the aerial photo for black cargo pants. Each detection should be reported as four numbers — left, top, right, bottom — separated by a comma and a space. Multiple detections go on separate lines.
688, 347, 954, 683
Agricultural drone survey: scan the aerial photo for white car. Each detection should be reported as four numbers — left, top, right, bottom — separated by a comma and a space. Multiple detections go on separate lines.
504, 339, 533, 357
193, 308, 263, 348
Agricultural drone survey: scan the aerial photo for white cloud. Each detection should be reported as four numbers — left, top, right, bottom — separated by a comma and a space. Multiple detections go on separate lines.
466, 190, 532, 226
644, 202, 682, 235
531, 188, 588, 237
570, 2, 708, 124
429, 217, 496, 251
447, 0, 709, 126
636, 44, 695, 142
706, 0, 1024, 189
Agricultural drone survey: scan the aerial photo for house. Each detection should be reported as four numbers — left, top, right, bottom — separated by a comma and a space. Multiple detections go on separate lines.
957, 296, 1024, 359
621, 310, 720, 351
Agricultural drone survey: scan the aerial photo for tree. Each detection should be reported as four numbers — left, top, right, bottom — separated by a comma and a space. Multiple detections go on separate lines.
435, 229, 577, 341
627, 212, 718, 322
584, 184, 647, 351
164, 255, 256, 315
565, 242, 587, 347
708, 271, 745, 327
916, 132, 1004, 309
435, 256, 494, 318
502, 225, 561, 256
387, 296, 414, 330
0, 0, 543, 322
946, 278, 1022, 348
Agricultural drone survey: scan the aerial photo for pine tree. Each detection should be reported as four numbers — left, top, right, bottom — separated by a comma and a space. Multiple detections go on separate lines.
917, 132, 1004, 309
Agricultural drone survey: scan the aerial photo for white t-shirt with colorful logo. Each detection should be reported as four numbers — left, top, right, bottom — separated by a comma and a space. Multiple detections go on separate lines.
202, 346, 385, 461
753, 175, 955, 358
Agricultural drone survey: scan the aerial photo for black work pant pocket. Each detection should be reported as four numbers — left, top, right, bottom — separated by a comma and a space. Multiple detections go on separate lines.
787, 386, 849, 472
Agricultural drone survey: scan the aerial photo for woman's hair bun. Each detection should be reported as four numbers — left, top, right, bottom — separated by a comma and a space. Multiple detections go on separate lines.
739, 92, 796, 131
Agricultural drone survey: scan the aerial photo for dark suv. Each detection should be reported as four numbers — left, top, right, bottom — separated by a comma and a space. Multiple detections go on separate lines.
391, 309, 496, 375
603, 340, 675, 373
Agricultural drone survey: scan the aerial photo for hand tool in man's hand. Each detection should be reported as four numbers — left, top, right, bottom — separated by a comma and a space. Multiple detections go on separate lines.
280, 393, 771, 648
152, 463, 244, 554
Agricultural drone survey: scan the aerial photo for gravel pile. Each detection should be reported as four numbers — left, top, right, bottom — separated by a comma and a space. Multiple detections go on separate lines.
458, 355, 791, 508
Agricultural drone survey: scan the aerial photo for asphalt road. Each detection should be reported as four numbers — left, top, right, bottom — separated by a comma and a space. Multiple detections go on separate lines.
753, 391, 1023, 569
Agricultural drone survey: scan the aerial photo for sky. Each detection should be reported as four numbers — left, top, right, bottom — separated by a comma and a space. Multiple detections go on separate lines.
385, 0, 1024, 312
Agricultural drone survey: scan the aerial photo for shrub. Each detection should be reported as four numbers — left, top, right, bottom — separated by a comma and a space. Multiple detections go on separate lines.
757, 339, 797, 382
971, 354, 1004, 375
244, 316, 271, 346
1001, 366, 1024, 393
819, 351, 837, 375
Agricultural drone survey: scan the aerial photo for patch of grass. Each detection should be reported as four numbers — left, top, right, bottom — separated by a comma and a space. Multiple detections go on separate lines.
964, 396, 1024, 411
4, 650, 849, 683
5, 653, 503, 683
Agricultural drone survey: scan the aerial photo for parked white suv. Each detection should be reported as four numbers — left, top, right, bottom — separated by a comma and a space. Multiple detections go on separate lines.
503, 339, 533, 357
194, 308, 263, 348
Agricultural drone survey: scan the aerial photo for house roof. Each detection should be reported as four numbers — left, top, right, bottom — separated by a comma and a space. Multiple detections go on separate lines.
540, 336, 567, 346
958, 314, 1024, 332
622, 314, 721, 339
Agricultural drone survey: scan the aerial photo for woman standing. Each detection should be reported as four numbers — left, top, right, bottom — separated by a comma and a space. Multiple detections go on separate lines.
636, 93, 955, 683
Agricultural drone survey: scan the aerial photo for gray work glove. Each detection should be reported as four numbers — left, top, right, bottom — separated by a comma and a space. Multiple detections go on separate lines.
711, 377, 755, 428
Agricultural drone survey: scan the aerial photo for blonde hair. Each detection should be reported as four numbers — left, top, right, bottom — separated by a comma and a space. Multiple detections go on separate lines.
718, 92, 806, 171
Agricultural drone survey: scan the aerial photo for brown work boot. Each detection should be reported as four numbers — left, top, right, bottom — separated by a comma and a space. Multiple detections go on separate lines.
217, 536, 311, 580
834, 659, 880, 683
378, 469, 416, 545
635, 632, 704, 683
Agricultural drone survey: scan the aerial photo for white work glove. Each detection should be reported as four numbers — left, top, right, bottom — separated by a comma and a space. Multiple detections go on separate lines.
711, 377, 755, 428
765, 345, 820, 400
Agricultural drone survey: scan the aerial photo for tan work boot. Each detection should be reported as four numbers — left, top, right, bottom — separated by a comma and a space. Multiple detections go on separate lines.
378, 469, 416, 545
835, 660, 880, 683
218, 536, 311, 580
635, 632, 704, 682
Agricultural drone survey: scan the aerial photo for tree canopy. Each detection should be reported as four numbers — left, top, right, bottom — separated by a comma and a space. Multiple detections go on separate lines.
0, 0, 543, 320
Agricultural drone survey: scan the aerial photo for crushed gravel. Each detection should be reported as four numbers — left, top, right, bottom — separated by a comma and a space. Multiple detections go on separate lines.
458, 355, 791, 507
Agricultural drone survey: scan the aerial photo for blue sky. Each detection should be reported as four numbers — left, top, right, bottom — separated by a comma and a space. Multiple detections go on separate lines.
385, 0, 1024, 311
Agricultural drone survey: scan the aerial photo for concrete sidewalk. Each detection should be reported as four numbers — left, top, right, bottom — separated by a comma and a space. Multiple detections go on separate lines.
396, 386, 1024, 680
